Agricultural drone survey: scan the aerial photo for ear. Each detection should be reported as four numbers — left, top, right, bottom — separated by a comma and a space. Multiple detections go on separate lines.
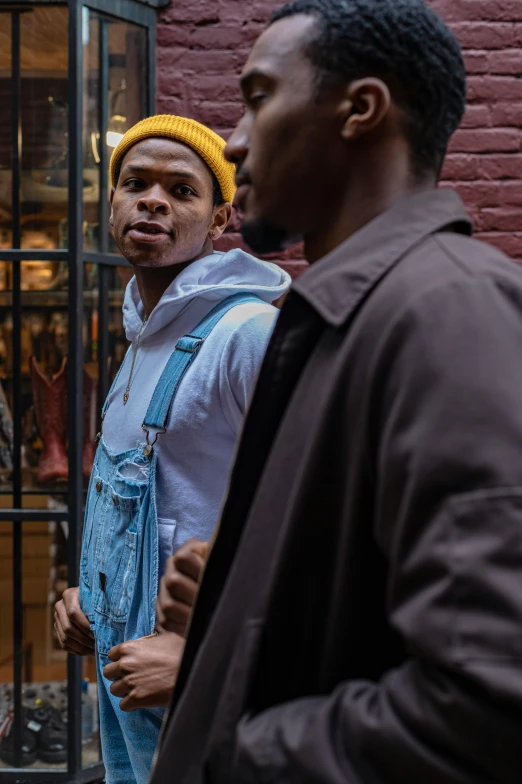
109, 187, 115, 226
210, 202, 232, 240
338, 78, 391, 141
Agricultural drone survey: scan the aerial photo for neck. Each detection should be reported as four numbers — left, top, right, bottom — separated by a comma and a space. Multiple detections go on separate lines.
304, 145, 437, 263
133, 238, 214, 318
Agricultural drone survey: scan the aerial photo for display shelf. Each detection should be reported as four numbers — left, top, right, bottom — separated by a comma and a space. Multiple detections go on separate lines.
0, 489, 71, 498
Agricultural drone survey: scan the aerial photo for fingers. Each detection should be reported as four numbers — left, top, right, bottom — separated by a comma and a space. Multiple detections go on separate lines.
156, 576, 192, 636
164, 569, 198, 606
105, 653, 133, 701
172, 539, 209, 582
191, 539, 210, 561
103, 659, 123, 682
108, 644, 122, 662
54, 595, 95, 656
109, 677, 130, 700
62, 587, 94, 638
54, 611, 94, 656
103, 633, 183, 712
155, 539, 209, 634
119, 693, 141, 712
54, 601, 94, 650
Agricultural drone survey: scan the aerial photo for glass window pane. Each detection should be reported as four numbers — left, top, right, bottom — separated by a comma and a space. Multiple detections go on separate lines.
81, 263, 102, 769
83, 10, 101, 252
21, 7, 68, 250
83, 12, 148, 255
108, 21, 147, 148
0, 13, 12, 236
83, 263, 100, 483
107, 21, 147, 253
82, 664, 101, 768
0, 523, 13, 756
0, 265, 13, 496
109, 266, 132, 378
0, 521, 64, 771
21, 520, 67, 770
0, 520, 100, 771
20, 261, 68, 500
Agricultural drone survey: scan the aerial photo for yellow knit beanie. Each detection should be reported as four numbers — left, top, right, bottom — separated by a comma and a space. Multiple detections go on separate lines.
109, 115, 236, 204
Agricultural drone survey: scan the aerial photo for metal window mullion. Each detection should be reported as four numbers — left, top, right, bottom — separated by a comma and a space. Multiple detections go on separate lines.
82, 0, 155, 26
0, 511, 70, 522
0, 762, 105, 784
11, 8, 23, 771
0, 250, 69, 261
97, 18, 110, 412
67, 0, 84, 777
99, 17, 109, 253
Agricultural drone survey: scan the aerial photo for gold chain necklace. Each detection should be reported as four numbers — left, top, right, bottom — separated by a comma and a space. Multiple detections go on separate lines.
123, 317, 148, 405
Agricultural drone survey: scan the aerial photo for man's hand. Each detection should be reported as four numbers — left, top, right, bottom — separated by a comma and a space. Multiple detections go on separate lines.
104, 632, 185, 712
54, 586, 95, 656
156, 538, 209, 636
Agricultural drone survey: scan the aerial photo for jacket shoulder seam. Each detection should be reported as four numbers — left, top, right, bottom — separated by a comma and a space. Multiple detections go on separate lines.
431, 233, 480, 278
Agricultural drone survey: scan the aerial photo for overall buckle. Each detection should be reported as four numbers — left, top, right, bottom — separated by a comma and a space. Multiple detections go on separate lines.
141, 425, 167, 457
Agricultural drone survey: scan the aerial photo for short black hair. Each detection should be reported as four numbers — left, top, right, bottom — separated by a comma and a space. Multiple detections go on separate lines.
211, 171, 224, 207
113, 153, 224, 207
271, 0, 466, 175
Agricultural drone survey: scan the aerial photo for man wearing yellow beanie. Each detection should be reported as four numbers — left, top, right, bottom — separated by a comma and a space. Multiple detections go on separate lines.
54, 114, 290, 784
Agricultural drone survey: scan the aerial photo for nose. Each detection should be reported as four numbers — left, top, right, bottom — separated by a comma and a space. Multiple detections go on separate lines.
137, 185, 170, 214
224, 116, 250, 167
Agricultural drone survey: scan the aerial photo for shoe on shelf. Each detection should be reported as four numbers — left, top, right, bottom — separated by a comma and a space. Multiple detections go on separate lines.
0, 716, 38, 767
32, 706, 67, 764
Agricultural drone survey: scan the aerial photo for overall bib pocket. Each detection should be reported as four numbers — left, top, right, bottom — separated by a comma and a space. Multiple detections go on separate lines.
111, 529, 138, 620
93, 484, 143, 623
157, 518, 177, 579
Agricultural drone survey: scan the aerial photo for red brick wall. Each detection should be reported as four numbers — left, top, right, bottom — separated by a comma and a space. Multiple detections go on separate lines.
156, 0, 522, 272
434, 0, 522, 261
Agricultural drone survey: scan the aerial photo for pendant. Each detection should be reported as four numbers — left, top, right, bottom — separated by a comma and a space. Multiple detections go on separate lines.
123, 391, 129, 405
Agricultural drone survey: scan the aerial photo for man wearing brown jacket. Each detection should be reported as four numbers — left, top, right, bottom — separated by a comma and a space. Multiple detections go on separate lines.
151, 1, 522, 782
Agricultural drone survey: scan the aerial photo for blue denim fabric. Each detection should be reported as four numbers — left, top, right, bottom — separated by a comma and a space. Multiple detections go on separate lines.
79, 295, 262, 783
80, 442, 161, 783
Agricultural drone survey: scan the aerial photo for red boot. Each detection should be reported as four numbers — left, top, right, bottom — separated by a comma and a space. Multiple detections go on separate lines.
31, 356, 68, 485
83, 368, 98, 481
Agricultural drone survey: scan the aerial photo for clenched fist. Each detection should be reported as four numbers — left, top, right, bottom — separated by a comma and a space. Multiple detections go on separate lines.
54, 586, 95, 656
156, 538, 209, 636
104, 631, 185, 711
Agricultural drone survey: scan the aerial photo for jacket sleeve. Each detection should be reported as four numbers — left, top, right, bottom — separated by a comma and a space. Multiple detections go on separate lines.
231, 276, 522, 784
219, 305, 278, 434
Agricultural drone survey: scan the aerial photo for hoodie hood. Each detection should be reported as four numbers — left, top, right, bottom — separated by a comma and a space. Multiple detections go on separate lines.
123, 248, 291, 341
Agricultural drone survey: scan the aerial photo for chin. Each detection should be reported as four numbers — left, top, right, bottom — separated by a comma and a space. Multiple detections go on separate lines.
123, 244, 175, 268
240, 218, 300, 255
131, 255, 171, 268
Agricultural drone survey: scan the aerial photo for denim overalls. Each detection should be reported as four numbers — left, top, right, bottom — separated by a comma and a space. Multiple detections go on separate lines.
79, 294, 260, 784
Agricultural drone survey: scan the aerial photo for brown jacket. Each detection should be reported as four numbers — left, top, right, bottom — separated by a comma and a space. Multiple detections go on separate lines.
151, 189, 522, 784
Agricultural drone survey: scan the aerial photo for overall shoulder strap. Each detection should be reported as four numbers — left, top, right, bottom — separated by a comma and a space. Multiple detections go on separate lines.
143, 293, 263, 433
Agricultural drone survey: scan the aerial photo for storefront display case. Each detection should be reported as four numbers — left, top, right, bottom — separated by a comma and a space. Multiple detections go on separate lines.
0, 1, 165, 781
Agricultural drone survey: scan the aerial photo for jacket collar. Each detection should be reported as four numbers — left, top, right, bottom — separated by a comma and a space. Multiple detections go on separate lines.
292, 188, 472, 327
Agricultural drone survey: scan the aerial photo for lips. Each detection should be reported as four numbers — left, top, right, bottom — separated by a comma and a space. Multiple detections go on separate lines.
128, 221, 171, 244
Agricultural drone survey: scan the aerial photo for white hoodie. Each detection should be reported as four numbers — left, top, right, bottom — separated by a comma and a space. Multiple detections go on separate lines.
103, 249, 291, 577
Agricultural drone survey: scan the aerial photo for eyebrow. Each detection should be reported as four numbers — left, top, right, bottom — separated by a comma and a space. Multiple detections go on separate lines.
122, 164, 198, 180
